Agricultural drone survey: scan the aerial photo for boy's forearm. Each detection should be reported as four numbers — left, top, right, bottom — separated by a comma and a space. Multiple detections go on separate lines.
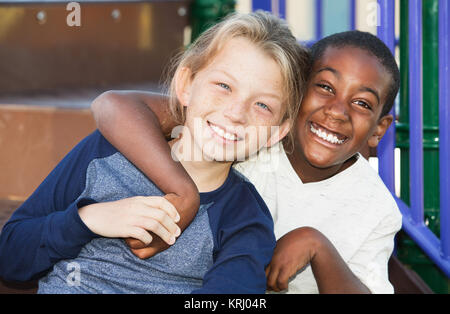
91, 91, 199, 211
310, 234, 371, 294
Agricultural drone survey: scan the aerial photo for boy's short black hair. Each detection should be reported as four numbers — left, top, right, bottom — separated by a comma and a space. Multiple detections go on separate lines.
310, 31, 400, 118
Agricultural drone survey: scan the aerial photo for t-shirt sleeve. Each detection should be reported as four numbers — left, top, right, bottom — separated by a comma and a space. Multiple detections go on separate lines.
192, 182, 276, 294
346, 206, 402, 294
0, 130, 114, 281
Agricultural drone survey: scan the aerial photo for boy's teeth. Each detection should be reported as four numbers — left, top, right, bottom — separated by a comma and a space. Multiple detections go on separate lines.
310, 123, 345, 145
210, 124, 238, 141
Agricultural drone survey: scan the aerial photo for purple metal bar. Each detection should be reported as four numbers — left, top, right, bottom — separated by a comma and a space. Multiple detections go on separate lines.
252, 0, 285, 19
252, 0, 271, 12
396, 197, 450, 277
439, 0, 450, 260
350, 0, 356, 30
377, 0, 396, 193
278, 0, 286, 20
409, 0, 424, 225
315, 0, 323, 40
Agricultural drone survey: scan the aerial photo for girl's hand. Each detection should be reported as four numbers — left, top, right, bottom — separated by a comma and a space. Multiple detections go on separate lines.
265, 227, 325, 292
78, 196, 181, 246
125, 193, 194, 259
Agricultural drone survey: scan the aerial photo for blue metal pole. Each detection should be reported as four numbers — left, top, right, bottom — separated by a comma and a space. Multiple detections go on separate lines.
377, 0, 396, 193
409, 0, 424, 225
315, 0, 323, 40
252, 0, 285, 18
278, 0, 286, 20
396, 197, 450, 277
252, 0, 271, 12
439, 0, 450, 260
350, 0, 356, 30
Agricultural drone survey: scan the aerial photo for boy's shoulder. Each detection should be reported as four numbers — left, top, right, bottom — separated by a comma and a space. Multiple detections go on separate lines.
336, 154, 401, 217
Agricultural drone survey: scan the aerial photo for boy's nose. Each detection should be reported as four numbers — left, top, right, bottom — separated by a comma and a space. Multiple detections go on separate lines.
223, 103, 248, 125
323, 100, 349, 122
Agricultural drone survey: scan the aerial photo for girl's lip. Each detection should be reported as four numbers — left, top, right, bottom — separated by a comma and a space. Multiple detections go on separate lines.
207, 121, 244, 143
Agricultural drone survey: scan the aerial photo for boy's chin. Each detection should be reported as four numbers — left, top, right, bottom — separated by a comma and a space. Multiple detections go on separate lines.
303, 150, 344, 169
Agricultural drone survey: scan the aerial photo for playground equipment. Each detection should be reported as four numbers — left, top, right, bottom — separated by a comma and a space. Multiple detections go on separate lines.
251, 0, 450, 294
0, 0, 448, 293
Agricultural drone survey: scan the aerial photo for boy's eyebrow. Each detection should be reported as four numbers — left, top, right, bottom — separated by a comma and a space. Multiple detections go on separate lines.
359, 86, 380, 105
316, 67, 340, 78
315, 67, 381, 105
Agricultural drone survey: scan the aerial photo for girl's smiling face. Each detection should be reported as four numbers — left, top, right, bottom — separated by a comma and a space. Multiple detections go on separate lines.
175, 37, 291, 162
294, 46, 393, 169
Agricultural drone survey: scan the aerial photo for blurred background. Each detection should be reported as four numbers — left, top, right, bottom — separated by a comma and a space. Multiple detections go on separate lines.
0, 0, 448, 294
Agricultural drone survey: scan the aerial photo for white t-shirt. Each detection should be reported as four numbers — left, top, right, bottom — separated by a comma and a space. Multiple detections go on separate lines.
234, 144, 402, 294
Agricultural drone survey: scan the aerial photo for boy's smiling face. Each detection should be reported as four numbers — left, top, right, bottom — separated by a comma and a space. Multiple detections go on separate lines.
294, 46, 394, 169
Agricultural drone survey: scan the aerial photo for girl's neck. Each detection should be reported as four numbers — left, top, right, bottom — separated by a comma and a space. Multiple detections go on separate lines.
169, 138, 232, 193
283, 142, 356, 184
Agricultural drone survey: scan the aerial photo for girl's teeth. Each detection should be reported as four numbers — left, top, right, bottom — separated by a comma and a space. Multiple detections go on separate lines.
310, 124, 344, 145
211, 124, 237, 141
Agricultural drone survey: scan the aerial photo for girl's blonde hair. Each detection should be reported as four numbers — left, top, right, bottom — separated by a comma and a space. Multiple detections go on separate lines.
165, 11, 310, 144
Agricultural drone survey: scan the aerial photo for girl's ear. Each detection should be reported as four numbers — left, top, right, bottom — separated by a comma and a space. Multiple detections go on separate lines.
367, 114, 393, 148
265, 119, 292, 148
175, 67, 193, 107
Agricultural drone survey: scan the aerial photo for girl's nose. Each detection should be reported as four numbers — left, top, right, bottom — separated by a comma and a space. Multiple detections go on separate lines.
223, 103, 247, 125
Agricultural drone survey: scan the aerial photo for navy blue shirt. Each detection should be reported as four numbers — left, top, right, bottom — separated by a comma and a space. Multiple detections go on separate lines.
0, 130, 275, 293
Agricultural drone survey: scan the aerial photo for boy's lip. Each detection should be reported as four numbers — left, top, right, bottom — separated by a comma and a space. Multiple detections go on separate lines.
207, 121, 244, 142
308, 121, 349, 146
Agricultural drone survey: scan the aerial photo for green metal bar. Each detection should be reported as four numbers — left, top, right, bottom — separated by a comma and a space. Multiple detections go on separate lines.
398, 0, 410, 205
397, 0, 449, 293
422, 0, 440, 236
190, 0, 236, 43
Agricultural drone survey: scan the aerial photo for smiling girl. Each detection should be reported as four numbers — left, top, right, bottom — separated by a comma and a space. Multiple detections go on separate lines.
0, 12, 309, 293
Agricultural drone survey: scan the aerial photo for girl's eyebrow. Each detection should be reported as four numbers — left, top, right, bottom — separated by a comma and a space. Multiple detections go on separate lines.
213, 69, 282, 102
213, 69, 238, 83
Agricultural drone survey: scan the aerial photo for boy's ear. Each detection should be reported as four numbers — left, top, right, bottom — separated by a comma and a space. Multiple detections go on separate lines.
175, 67, 193, 107
265, 119, 292, 148
367, 114, 393, 148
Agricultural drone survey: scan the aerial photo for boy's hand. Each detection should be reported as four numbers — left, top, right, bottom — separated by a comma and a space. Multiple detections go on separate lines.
78, 196, 181, 247
265, 227, 325, 292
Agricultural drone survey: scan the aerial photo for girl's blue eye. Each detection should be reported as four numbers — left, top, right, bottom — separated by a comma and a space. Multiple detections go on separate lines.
256, 102, 270, 111
218, 83, 231, 91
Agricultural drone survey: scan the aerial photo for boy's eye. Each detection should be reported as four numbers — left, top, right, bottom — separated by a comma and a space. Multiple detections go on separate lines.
256, 102, 270, 111
353, 100, 372, 111
316, 83, 334, 94
217, 82, 231, 91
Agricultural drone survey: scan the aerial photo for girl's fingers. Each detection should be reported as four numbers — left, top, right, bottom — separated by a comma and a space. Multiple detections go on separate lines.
128, 227, 153, 246
138, 207, 181, 238
140, 196, 180, 222
137, 216, 176, 245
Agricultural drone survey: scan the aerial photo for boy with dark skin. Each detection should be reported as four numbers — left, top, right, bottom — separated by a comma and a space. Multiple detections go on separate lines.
92, 31, 401, 294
